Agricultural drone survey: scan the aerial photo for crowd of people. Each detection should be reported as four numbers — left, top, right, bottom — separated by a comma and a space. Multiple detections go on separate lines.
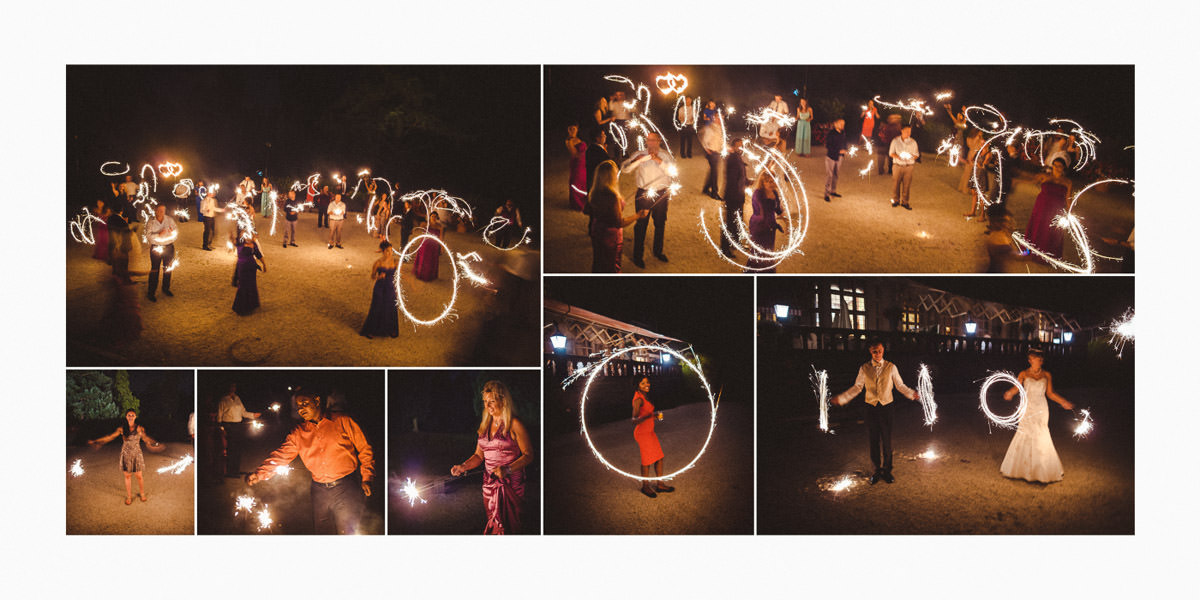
561, 86, 1130, 273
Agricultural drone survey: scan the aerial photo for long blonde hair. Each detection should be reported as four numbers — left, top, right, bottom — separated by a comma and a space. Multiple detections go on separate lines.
477, 380, 515, 438
588, 160, 620, 201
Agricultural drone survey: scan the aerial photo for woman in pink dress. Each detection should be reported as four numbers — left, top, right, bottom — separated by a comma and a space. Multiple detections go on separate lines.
1023, 158, 1073, 262
566, 124, 588, 211
451, 380, 533, 534
412, 212, 443, 281
92, 198, 111, 261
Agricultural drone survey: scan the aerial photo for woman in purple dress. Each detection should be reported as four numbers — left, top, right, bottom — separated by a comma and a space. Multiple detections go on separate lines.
359, 240, 399, 338
1023, 158, 1073, 262
92, 198, 111, 261
450, 380, 533, 534
566, 124, 588, 211
745, 172, 784, 273
232, 236, 265, 315
412, 212, 443, 282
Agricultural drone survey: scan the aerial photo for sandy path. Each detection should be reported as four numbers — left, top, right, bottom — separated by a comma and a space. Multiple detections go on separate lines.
543, 146, 1133, 273
66, 442, 195, 535
66, 210, 539, 366
544, 401, 753, 535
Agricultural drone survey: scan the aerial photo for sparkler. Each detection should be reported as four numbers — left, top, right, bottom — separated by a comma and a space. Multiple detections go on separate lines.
916, 448, 940, 460
274, 464, 292, 477
481, 216, 532, 250
744, 107, 796, 130
654, 72, 688, 95
234, 495, 257, 516
1106, 308, 1135, 358
872, 95, 934, 119
819, 474, 858, 493
399, 477, 428, 506
269, 402, 281, 412
173, 209, 190, 220
979, 371, 1027, 429
859, 160, 874, 178
156, 162, 183, 179
810, 367, 831, 433
567, 345, 717, 482
1010, 179, 1133, 273
916, 364, 938, 426
393, 232, 461, 327
1073, 409, 1094, 439
935, 91, 954, 102
251, 420, 263, 431
70, 459, 84, 477
156, 454, 194, 475
455, 252, 492, 287
69, 207, 104, 245
256, 506, 274, 531
699, 140, 810, 271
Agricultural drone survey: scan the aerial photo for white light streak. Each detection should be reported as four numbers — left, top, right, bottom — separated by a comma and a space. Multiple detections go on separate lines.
654, 71, 688, 95
1106, 309, 1135, 358
156, 454, 194, 475
100, 161, 130, 176
482, 215, 532, 250
1073, 409, 1094, 439
810, 367, 830, 433
400, 477, 428, 506
979, 372, 1027, 429
916, 364, 938, 426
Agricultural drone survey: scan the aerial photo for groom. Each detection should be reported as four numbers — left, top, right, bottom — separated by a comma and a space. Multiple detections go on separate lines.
834, 340, 920, 484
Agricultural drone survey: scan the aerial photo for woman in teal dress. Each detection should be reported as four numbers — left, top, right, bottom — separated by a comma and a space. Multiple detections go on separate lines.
793, 98, 814, 156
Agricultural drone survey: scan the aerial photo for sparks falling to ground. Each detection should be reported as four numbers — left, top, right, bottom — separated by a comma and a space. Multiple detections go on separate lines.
156, 454, 194, 475
70, 459, 84, 477
819, 474, 858, 493
810, 367, 830, 433
916, 364, 938, 427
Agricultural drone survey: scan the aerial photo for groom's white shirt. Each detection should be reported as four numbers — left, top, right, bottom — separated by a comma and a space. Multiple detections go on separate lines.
836, 359, 916, 406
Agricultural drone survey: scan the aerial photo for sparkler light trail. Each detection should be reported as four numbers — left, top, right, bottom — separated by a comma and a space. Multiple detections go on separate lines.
605, 74, 681, 199
1073, 409, 1094, 439
567, 345, 717, 482
916, 364, 938, 426
100, 161, 130, 176
455, 252, 491, 287
935, 91, 954, 102
481, 215, 532, 250
699, 140, 810, 271
654, 72, 688, 95
69, 208, 104, 245
156, 454, 194, 475
393, 232, 461, 327
1010, 178, 1133, 273
744, 107, 796, 130
979, 371, 1027, 429
810, 367, 830, 433
157, 162, 183, 178
70, 459, 84, 477
1106, 308, 1135, 358
859, 160, 874, 178
916, 449, 940, 460
872, 95, 934, 119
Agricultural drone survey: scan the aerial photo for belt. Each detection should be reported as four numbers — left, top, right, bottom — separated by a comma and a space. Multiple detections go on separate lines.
312, 472, 358, 488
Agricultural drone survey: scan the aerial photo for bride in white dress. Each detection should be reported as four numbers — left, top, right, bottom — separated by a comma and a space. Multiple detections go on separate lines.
1000, 349, 1074, 483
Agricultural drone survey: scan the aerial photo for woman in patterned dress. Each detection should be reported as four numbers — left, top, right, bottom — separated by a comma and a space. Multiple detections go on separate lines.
89, 409, 162, 505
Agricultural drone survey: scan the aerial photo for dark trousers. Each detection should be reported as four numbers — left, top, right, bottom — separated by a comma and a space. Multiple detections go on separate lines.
311, 473, 365, 535
147, 244, 174, 295
866, 402, 895, 473
202, 218, 215, 249
317, 207, 328, 228
220, 422, 245, 476
679, 128, 695, 158
876, 150, 891, 175
703, 152, 721, 195
633, 188, 667, 261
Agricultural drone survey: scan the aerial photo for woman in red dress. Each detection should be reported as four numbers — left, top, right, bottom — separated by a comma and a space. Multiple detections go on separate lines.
1023, 158, 1073, 262
632, 377, 674, 498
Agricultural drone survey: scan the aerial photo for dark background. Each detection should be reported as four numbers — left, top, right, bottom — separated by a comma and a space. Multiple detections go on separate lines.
68, 65, 540, 229
388, 370, 540, 534
66, 369, 194, 444
544, 64, 1134, 168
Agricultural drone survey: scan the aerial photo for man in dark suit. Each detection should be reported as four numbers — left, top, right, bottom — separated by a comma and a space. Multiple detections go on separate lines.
315, 185, 331, 229
584, 128, 610, 195
720, 138, 749, 259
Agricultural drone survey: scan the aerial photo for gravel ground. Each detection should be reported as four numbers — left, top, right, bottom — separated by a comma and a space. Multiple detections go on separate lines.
66, 442, 195, 535
66, 210, 539, 366
545, 401, 753, 535
757, 387, 1134, 535
543, 147, 1134, 273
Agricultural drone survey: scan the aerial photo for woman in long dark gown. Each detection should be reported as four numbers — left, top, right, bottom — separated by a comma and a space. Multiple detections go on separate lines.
412, 212, 443, 282
745, 172, 784, 273
1023, 157, 1073, 262
359, 240, 400, 338
232, 236, 265, 315
92, 198, 111, 261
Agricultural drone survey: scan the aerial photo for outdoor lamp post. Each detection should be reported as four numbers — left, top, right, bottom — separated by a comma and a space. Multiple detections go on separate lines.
549, 324, 567, 353
1063, 331, 1074, 343
964, 318, 977, 336
774, 304, 789, 319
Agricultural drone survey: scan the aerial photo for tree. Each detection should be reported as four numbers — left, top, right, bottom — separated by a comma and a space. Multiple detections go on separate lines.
67, 371, 117, 420
113, 370, 140, 414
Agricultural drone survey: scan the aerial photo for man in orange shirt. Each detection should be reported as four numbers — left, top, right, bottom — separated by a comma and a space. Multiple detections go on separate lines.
246, 389, 375, 534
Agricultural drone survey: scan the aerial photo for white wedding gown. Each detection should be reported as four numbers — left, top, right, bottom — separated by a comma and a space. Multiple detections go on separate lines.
999, 377, 1064, 483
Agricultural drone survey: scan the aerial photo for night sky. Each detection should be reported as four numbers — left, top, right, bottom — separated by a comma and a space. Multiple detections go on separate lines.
545, 277, 754, 398
67, 65, 539, 217
545, 64, 1134, 161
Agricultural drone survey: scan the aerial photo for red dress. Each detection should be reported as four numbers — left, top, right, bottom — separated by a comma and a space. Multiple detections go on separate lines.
633, 391, 664, 466
1024, 181, 1069, 262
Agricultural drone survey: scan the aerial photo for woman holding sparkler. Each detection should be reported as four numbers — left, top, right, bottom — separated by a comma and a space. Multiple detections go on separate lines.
632, 377, 673, 498
232, 235, 265, 315
960, 129, 987, 218
88, 409, 162, 504
860, 100, 879, 146
1000, 349, 1074, 482
374, 192, 391, 240
745, 171, 785, 273
1023, 158, 1073, 262
586, 160, 648, 272
413, 212, 444, 281
450, 380, 533, 534
566, 124, 588, 211
359, 240, 400, 339
794, 99, 814, 156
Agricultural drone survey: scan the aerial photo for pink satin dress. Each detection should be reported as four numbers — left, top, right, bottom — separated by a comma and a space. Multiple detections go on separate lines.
479, 423, 525, 535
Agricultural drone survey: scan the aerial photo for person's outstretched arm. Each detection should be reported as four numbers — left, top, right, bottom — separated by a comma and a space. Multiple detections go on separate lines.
246, 430, 300, 485
834, 367, 867, 406
891, 366, 918, 400
89, 428, 122, 446
1044, 373, 1074, 410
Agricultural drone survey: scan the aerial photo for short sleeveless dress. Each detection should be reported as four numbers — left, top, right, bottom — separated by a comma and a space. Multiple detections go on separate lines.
120, 429, 145, 473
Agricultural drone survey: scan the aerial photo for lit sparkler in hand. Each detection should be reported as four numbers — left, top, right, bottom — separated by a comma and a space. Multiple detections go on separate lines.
1073, 409, 1094, 439
916, 364, 938, 426
274, 464, 292, 477
269, 403, 281, 413
234, 495, 257, 516
1106, 309, 1135, 358
1010, 179, 1133, 273
256, 506, 274, 531
400, 477, 428, 507
157, 454, 194, 475
979, 371, 1027, 429
70, 459, 85, 477
810, 367, 831, 433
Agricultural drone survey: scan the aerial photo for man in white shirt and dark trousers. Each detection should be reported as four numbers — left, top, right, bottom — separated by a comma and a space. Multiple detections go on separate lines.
328, 193, 346, 249
620, 132, 675, 268
217, 383, 261, 478
834, 340, 920, 484
889, 124, 920, 210
144, 204, 178, 302
200, 187, 222, 250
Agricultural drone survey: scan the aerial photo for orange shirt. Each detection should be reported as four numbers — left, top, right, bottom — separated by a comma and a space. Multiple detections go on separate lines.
255, 414, 375, 484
